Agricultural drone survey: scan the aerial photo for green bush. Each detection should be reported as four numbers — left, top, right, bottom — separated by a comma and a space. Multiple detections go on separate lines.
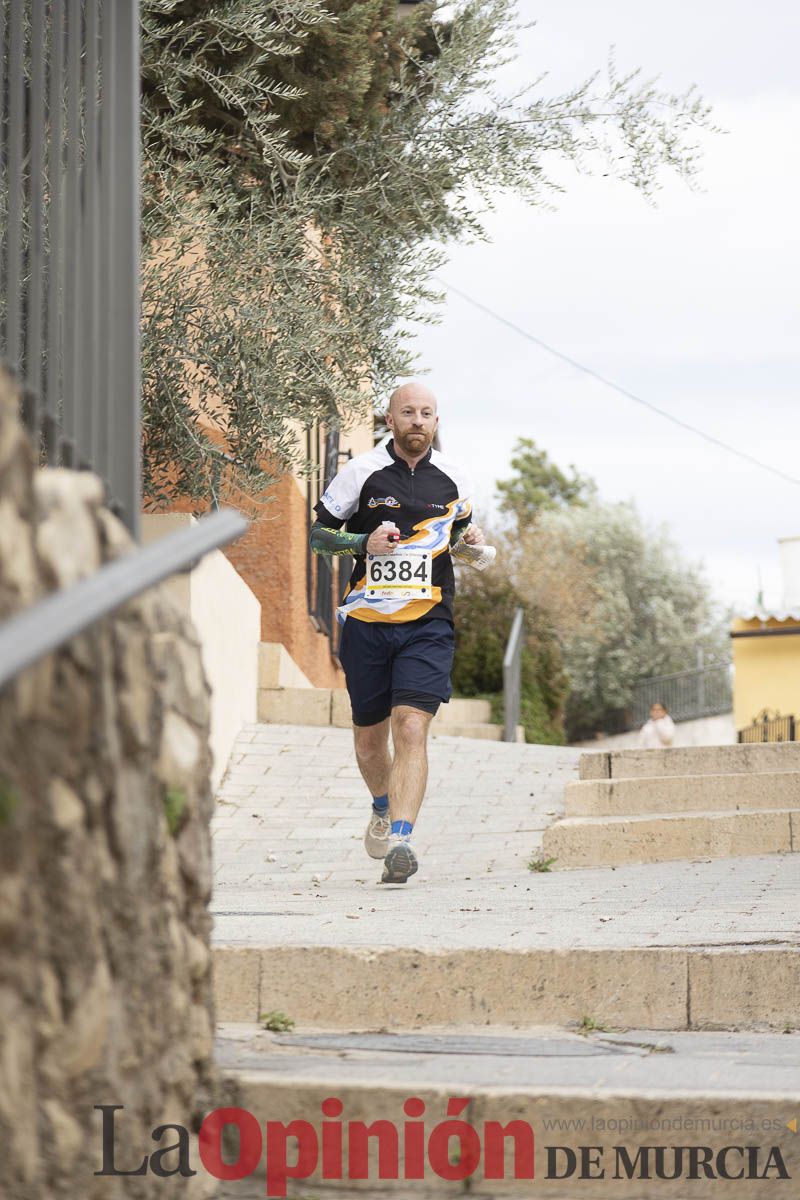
452, 569, 567, 745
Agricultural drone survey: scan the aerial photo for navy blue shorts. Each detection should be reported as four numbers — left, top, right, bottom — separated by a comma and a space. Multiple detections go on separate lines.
338, 617, 455, 726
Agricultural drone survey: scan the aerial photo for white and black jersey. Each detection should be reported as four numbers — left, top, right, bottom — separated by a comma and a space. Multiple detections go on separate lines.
314, 438, 473, 625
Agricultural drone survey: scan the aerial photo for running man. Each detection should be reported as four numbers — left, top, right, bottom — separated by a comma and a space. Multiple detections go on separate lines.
309, 382, 485, 883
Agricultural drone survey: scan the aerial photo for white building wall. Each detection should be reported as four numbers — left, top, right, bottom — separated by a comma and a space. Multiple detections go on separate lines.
141, 513, 260, 790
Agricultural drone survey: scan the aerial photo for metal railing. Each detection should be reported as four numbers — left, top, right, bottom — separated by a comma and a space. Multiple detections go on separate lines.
738, 713, 797, 744
1, 0, 141, 536
309, 429, 340, 643
502, 606, 524, 742
0, 507, 248, 690
307, 426, 352, 657
632, 660, 732, 726
309, 429, 340, 639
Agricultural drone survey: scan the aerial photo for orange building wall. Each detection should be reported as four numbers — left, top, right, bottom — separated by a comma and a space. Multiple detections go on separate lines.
224, 469, 345, 689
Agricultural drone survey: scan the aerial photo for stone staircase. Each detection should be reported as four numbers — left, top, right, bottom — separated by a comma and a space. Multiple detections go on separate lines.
542, 742, 800, 869
258, 642, 523, 740
209, 728, 800, 1197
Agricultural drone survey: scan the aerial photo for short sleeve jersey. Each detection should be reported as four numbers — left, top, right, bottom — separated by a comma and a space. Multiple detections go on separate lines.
314, 438, 473, 625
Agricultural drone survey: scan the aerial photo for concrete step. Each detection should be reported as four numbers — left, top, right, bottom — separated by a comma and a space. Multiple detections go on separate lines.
435, 696, 492, 724
258, 686, 333, 726
431, 721, 524, 742
215, 1022, 800, 1198
432, 720, 499, 740
565, 771, 800, 817
212, 943, 799, 1033
542, 809, 798, 869
258, 689, 513, 738
580, 742, 800, 781
257, 687, 353, 728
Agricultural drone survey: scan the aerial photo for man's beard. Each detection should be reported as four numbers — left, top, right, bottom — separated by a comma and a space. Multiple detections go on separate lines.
395, 429, 432, 455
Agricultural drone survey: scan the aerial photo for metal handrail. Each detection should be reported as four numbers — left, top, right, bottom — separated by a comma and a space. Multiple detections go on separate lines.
633, 660, 731, 685
0, 507, 248, 691
502, 606, 524, 742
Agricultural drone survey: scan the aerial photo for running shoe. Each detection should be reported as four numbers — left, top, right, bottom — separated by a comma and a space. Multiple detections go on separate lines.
380, 835, 418, 884
364, 808, 391, 859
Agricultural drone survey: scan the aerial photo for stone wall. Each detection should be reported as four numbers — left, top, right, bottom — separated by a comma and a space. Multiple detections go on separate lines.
0, 369, 219, 1197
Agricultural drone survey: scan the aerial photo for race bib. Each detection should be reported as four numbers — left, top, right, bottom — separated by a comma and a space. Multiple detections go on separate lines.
366, 548, 432, 601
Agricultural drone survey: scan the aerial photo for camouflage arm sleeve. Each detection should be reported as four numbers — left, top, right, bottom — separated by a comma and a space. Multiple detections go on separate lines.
309, 522, 368, 557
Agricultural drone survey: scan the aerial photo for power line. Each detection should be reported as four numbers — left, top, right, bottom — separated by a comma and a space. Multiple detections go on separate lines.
437, 277, 800, 490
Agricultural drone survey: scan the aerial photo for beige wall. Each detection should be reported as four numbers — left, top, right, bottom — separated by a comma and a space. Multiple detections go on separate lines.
142, 513, 261, 789
340, 419, 375, 458
731, 615, 800, 731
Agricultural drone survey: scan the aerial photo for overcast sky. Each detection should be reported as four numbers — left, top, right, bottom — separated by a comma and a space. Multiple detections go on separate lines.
413, 0, 799, 613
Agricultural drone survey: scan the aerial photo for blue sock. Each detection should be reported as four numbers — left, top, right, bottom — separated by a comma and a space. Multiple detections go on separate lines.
372, 793, 389, 814
391, 819, 413, 838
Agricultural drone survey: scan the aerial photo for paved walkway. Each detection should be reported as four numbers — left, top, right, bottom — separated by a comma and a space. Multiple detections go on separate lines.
210, 725, 799, 952
216, 1023, 800, 1095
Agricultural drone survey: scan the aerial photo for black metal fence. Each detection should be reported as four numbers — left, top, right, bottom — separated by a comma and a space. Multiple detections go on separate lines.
738, 713, 797, 744
632, 661, 732, 726
1, 0, 141, 536
0, 2, 251, 695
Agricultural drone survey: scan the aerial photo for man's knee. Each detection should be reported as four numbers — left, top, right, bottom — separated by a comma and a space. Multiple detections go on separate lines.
354, 719, 389, 761
392, 705, 432, 746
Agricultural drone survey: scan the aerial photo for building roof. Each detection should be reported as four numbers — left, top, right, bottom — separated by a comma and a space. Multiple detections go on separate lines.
736, 608, 800, 623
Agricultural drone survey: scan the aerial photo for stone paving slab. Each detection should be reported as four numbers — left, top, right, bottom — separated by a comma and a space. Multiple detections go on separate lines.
215, 1024, 800, 1197
217, 1022, 800, 1096
211, 725, 798, 953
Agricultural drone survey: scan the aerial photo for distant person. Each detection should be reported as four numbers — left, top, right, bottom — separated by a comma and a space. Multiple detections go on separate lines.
640, 701, 676, 749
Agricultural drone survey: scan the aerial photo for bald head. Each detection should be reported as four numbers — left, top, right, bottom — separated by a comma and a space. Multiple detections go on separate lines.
386, 381, 439, 464
389, 381, 438, 416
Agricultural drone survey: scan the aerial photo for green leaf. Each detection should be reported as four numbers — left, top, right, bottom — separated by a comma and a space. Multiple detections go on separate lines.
163, 787, 187, 837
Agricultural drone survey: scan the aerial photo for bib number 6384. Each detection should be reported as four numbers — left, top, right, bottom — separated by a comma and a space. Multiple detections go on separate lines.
366, 548, 432, 599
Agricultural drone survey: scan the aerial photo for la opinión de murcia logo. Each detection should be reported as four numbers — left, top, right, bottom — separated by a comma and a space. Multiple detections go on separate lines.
95, 1099, 533, 1196
94, 1102, 790, 1196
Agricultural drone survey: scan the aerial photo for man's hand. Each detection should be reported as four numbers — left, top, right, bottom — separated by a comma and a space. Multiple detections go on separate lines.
366, 523, 400, 554
462, 523, 486, 547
